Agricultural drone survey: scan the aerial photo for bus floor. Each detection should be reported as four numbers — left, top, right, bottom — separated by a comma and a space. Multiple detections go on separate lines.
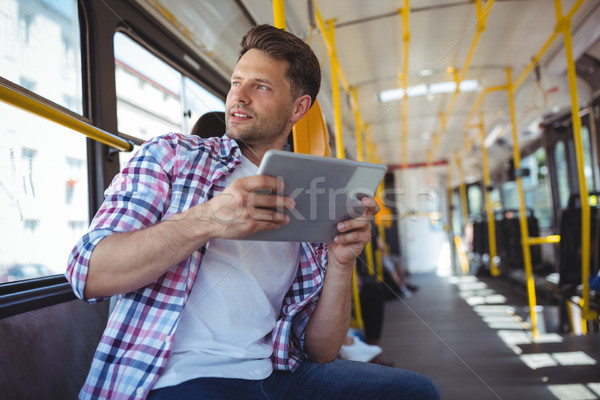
378, 272, 600, 400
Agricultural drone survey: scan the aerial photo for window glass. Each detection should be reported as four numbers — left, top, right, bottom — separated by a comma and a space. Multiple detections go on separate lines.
490, 188, 502, 211
581, 125, 596, 191
467, 185, 482, 217
114, 33, 225, 168
554, 141, 570, 209
501, 181, 519, 210
1, 0, 82, 114
451, 190, 462, 235
0, 0, 87, 283
521, 148, 552, 228
0, 103, 88, 283
181, 77, 225, 135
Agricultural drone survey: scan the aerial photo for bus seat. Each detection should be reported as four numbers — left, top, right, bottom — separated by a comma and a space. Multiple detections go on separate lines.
292, 100, 331, 157
190, 111, 226, 138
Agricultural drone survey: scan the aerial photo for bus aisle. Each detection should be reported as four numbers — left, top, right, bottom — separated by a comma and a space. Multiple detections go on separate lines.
379, 272, 600, 400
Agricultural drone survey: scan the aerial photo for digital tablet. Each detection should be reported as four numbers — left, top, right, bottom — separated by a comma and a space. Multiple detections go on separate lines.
243, 149, 387, 242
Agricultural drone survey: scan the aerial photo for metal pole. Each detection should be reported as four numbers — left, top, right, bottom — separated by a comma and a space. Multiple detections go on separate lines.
554, 0, 597, 321
477, 113, 500, 276
507, 67, 539, 337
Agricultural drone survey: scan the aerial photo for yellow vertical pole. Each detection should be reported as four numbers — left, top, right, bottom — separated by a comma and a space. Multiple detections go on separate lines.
478, 112, 500, 277
554, 0, 597, 322
456, 154, 469, 227
320, 16, 364, 329
456, 154, 470, 275
374, 182, 386, 283
272, 0, 286, 30
507, 67, 539, 337
400, 1, 410, 168
352, 88, 377, 279
324, 19, 345, 160
352, 88, 364, 162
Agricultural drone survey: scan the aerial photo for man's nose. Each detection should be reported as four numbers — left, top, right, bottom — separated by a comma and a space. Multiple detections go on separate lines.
231, 83, 250, 104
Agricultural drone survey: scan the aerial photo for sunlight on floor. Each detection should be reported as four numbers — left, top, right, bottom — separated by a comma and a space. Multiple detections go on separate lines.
447, 275, 599, 399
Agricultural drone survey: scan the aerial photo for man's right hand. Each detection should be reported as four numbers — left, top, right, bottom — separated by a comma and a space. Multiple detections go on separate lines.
198, 175, 295, 240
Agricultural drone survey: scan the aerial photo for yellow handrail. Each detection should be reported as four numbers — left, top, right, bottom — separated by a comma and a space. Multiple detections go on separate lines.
314, 8, 369, 330
352, 87, 365, 162
428, 0, 495, 166
313, 0, 375, 161
528, 236, 561, 245
554, 0, 597, 321
272, 0, 286, 30
400, 1, 410, 168
455, 153, 469, 226
0, 82, 132, 152
507, 67, 539, 337
323, 19, 345, 160
458, 0, 590, 335
477, 112, 500, 276
464, 85, 508, 132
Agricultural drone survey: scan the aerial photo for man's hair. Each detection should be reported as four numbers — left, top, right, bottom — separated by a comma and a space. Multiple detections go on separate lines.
239, 24, 321, 107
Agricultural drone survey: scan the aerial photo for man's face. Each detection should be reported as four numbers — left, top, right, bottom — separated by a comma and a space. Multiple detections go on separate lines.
225, 49, 295, 145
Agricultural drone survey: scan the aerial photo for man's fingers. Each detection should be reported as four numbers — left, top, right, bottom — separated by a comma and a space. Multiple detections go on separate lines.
234, 174, 284, 194
333, 227, 371, 244
248, 192, 295, 210
336, 218, 371, 234
361, 196, 380, 217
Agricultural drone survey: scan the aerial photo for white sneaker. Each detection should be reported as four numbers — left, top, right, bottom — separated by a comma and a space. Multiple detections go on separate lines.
339, 338, 383, 362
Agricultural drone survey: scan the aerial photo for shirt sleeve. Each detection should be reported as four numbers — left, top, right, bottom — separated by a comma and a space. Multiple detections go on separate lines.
65, 135, 176, 303
290, 242, 328, 351
270, 242, 327, 371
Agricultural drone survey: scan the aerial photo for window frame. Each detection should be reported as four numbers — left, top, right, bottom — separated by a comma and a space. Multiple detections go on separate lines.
0, 0, 230, 319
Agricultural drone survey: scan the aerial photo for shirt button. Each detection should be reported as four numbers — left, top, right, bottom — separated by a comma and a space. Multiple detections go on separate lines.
136, 387, 144, 397
165, 335, 172, 343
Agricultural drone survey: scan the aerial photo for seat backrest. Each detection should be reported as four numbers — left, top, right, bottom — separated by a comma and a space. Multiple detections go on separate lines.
193, 104, 331, 158
292, 100, 331, 157
190, 111, 226, 138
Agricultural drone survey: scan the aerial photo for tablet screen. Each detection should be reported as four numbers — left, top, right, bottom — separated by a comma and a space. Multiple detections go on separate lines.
242, 150, 387, 243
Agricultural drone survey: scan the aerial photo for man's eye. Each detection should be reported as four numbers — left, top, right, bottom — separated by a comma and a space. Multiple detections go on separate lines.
231, 81, 240, 86
258, 85, 268, 90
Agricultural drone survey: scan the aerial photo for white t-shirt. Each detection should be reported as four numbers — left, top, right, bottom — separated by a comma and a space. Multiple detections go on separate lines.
154, 154, 300, 388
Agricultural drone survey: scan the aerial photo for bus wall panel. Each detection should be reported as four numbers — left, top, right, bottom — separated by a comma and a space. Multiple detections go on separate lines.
0, 300, 108, 399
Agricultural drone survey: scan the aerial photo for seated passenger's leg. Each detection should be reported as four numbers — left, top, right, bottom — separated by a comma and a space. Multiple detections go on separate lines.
263, 359, 440, 400
359, 277, 385, 343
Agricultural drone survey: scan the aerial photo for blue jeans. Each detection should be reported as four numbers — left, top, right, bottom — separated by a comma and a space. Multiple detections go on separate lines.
148, 359, 440, 400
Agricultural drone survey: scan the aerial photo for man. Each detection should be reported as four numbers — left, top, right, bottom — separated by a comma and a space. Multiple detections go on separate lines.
67, 25, 439, 399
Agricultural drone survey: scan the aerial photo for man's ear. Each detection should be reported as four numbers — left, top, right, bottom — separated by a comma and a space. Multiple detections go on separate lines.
290, 95, 312, 123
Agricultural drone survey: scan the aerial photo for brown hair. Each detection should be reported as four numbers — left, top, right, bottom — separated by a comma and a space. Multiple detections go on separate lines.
239, 24, 321, 107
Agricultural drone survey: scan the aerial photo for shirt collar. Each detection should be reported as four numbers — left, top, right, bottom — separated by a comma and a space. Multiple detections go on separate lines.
218, 134, 242, 166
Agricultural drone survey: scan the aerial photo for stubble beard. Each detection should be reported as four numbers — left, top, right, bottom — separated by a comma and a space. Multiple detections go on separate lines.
226, 105, 293, 148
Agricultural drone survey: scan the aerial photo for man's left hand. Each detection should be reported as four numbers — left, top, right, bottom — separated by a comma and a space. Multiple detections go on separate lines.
328, 196, 380, 269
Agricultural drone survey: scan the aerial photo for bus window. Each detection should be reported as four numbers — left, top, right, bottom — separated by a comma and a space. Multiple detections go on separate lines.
181, 77, 225, 135
0, 104, 89, 283
490, 188, 502, 211
554, 141, 570, 209
114, 33, 225, 167
467, 184, 482, 217
114, 32, 183, 167
451, 190, 462, 235
521, 148, 552, 228
0, 0, 87, 283
1, 0, 83, 115
501, 181, 519, 210
581, 124, 596, 191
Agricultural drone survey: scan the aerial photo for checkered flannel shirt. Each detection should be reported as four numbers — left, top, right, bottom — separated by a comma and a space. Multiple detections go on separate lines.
66, 133, 327, 399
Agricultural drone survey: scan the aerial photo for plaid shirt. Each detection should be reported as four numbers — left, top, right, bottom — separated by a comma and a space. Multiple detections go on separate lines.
66, 133, 327, 400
